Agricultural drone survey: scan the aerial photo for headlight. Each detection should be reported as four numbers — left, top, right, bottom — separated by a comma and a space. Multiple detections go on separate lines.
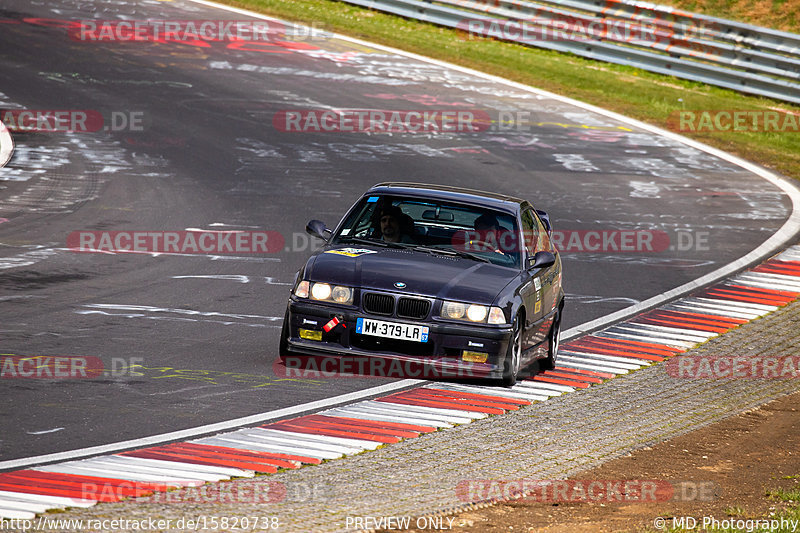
295, 281, 354, 305
311, 282, 332, 300
442, 301, 466, 319
331, 286, 353, 303
467, 305, 487, 322
441, 301, 506, 324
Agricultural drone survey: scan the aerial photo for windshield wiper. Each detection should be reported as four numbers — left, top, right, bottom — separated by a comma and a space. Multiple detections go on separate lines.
410, 245, 491, 263
337, 236, 407, 249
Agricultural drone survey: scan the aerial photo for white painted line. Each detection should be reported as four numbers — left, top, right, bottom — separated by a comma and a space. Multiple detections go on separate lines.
195, 436, 343, 460
338, 401, 473, 424
693, 297, 778, 313
593, 329, 695, 349
739, 272, 800, 286
431, 382, 551, 400
515, 381, 574, 393
559, 352, 644, 371
108, 455, 251, 478
736, 271, 800, 285
0, 118, 13, 169
729, 276, 800, 293
356, 402, 478, 423
0, 498, 51, 514
665, 302, 757, 321
326, 405, 456, 427
69, 458, 217, 481
75, 459, 228, 483
620, 322, 718, 340
336, 402, 471, 425
606, 324, 709, 344
35, 464, 201, 484
777, 247, 800, 261
557, 356, 637, 373
0, 507, 35, 520
559, 350, 650, 367
376, 399, 488, 419
321, 407, 452, 428
0, 379, 423, 470
0, 490, 95, 508
506, 385, 562, 398
679, 299, 767, 318
217, 430, 363, 454
621, 321, 718, 339
248, 427, 381, 451
556, 359, 626, 374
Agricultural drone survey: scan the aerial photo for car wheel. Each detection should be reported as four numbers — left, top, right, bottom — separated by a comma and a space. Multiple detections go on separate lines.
278, 309, 290, 363
541, 309, 561, 371
501, 314, 522, 386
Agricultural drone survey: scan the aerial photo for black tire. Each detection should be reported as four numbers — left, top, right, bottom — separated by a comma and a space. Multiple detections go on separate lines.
501, 314, 522, 386
541, 309, 561, 371
278, 309, 290, 363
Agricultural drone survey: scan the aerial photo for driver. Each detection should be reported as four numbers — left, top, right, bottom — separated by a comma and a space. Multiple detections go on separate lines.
378, 205, 415, 244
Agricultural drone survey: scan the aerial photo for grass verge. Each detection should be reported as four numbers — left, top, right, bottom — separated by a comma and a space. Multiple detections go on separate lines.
217, 0, 800, 181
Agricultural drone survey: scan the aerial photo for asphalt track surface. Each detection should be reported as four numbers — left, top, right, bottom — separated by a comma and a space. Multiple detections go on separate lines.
0, 0, 794, 463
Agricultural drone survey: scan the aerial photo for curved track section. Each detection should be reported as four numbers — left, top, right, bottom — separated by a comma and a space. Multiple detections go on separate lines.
0, 0, 798, 467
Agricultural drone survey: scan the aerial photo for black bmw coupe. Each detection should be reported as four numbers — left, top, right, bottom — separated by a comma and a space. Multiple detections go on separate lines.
279, 183, 564, 386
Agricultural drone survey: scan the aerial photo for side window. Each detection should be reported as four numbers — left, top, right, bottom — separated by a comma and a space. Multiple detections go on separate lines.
533, 213, 552, 253
522, 209, 552, 257
521, 210, 537, 257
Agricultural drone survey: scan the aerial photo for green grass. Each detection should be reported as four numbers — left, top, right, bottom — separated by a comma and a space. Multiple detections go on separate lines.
768, 487, 800, 502
218, 0, 800, 182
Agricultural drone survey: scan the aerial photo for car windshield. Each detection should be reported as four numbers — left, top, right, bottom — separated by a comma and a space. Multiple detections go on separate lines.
332, 195, 521, 267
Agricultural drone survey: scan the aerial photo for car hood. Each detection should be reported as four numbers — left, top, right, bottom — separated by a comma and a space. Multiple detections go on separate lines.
304, 245, 518, 304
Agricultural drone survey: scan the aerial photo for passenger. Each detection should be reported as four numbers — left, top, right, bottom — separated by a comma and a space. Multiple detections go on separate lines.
473, 213, 510, 255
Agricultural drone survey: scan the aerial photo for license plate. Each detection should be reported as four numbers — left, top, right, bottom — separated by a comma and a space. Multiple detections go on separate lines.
356, 318, 429, 343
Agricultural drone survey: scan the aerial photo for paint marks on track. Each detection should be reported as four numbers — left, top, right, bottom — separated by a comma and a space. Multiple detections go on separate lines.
74, 304, 282, 328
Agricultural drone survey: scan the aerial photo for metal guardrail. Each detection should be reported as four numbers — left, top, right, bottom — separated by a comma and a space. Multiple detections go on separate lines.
341, 0, 800, 105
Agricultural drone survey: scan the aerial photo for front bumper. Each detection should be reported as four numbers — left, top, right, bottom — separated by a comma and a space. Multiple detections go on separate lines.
283, 298, 514, 380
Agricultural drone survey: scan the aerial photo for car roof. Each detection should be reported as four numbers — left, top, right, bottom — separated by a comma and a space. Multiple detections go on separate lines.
366, 182, 528, 212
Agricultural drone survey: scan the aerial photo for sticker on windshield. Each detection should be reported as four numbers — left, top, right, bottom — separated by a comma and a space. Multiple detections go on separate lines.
325, 248, 378, 257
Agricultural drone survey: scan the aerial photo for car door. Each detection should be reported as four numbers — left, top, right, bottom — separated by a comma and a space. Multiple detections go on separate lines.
520, 207, 558, 350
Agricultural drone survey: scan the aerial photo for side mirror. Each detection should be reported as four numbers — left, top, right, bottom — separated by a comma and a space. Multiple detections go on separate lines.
528, 251, 556, 270
306, 219, 330, 241
536, 210, 552, 235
